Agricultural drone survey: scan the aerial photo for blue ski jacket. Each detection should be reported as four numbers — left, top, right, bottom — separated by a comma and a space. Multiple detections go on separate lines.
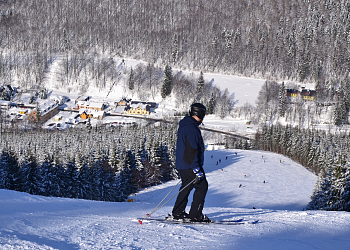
175, 115, 204, 170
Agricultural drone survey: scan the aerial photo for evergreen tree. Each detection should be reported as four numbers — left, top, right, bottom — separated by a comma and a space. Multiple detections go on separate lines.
38, 153, 54, 196
35, 104, 42, 127
0, 90, 9, 101
0, 149, 19, 190
333, 97, 347, 126
338, 164, 350, 211
50, 160, 66, 198
278, 82, 286, 117
63, 159, 80, 198
172, 34, 178, 64
18, 153, 39, 195
128, 67, 135, 91
40, 89, 48, 99
117, 149, 137, 200
161, 64, 173, 99
308, 172, 331, 210
207, 93, 216, 114
327, 153, 347, 210
197, 71, 205, 95
102, 164, 119, 202
86, 118, 92, 131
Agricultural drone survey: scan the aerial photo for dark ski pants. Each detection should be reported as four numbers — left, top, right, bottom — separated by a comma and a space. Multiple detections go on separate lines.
172, 168, 208, 219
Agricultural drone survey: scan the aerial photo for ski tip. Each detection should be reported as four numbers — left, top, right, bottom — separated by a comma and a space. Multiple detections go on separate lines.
138, 220, 143, 225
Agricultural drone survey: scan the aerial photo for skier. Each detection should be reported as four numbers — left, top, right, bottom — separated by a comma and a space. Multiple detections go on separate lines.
171, 103, 210, 222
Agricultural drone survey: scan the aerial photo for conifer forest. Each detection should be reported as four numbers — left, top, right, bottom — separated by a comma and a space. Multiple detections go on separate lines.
1, 0, 350, 210
0, 124, 178, 201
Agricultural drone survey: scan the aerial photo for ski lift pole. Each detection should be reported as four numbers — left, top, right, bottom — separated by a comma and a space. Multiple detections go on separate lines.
138, 177, 197, 225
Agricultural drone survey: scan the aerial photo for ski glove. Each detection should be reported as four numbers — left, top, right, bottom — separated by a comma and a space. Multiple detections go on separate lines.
193, 167, 204, 182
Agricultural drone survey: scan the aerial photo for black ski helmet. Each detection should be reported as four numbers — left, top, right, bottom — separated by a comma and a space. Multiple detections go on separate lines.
189, 103, 207, 120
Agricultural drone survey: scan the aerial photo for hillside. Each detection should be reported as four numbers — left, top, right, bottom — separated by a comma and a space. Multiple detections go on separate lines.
1, 149, 350, 249
2, 0, 350, 83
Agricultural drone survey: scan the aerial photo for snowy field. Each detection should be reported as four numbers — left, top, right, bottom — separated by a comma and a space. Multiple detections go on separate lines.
202, 72, 265, 107
1, 149, 350, 250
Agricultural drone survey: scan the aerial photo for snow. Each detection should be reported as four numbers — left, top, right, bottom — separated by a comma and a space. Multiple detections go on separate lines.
1, 149, 350, 249
202, 73, 265, 107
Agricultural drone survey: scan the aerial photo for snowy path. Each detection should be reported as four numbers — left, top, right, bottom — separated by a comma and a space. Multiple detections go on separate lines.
1, 149, 350, 249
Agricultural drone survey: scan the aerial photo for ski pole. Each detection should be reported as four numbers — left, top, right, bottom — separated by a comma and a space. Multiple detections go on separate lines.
147, 179, 182, 218
139, 177, 197, 224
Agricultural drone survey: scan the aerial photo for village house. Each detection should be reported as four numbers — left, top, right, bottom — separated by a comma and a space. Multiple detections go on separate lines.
300, 88, 316, 101
54, 115, 62, 121
75, 96, 90, 103
79, 109, 93, 120
286, 87, 316, 101
125, 103, 150, 115
19, 109, 29, 115
77, 101, 105, 111
116, 99, 130, 107
50, 95, 65, 105
131, 101, 157, 109
110, 98, 131, 114
79, 109, 105, 120
286, 89, 299, 98
0, 100, 12, 110
28, 101, 59, 123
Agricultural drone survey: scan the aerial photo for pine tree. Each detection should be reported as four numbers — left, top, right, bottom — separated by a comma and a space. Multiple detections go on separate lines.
278, 82, 286, 117
118, 149, 137, 200
172, 34, 178, 64
128, 67, 135, 91
207, 93, 216, 115
78, 162, 94, 200
308, 172, 331, 210
197, 71, 205, 94
38, 153, 54, 196
35, 104, 42, 127
0, 89, 9, 101
338, 164, 350, 211
333, 97, 347, 126
0, 149, 19, 190
50, 159, 66, 198
86, 118, 92, 131
161, 64, 173, 99
63, 159, 80, 198
18, 153, 39, 195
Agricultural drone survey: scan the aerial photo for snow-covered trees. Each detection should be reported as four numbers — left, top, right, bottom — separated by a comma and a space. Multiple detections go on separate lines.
0, 149, 19, 190
161, 65, 173, 99
278, 82, 286, 118
4, 0, 350, 95
0, 124, 178, 201
255, 81, 280, 123
128, 68, 135, 91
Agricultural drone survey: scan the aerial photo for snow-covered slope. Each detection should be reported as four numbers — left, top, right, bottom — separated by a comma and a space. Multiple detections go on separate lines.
1, 149, 350, 249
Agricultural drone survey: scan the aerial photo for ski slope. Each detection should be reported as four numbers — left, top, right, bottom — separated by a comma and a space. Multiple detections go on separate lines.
1, 149, 350, 249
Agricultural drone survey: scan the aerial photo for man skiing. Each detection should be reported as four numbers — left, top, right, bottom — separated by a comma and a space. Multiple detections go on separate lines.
171, 103, 210, 222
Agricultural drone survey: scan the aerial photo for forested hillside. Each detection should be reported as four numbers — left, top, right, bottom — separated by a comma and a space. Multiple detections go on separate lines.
1, 0, 350, 90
